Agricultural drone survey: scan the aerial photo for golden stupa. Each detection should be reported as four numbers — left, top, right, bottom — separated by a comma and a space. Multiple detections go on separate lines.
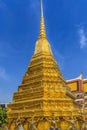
7, 0, 84, 130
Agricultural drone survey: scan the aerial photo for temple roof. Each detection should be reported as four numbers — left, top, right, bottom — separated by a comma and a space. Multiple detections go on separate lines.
66, 74, 83, 82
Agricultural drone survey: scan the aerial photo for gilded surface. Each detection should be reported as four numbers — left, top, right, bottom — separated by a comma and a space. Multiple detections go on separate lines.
7, 1, 84, 130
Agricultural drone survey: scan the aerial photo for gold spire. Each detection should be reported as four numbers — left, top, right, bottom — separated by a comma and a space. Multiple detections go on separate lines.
34, 0, 52, 55
41, 0, 43, 17
39, 0, 46, 39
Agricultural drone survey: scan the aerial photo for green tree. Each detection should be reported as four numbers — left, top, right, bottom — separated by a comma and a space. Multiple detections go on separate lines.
0, 107, 8, 128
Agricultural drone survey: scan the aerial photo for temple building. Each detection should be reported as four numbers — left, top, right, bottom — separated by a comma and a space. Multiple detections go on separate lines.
67, 74, 87, 118
7, 0, 85, 130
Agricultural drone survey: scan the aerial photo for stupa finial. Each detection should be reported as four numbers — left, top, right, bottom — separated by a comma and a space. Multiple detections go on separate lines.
39, 0, 46, 39
41, 0, 43, 17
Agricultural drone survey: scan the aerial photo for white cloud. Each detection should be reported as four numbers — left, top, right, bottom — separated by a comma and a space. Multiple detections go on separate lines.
0, 67, 9, 81
78, 27, 87, 49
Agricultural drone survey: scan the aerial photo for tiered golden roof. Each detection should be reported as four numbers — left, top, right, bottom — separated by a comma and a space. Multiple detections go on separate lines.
7, 0, 84, 130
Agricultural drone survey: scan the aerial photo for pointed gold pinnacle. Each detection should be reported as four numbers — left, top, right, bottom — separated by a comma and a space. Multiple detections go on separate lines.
39, 0, 46, 39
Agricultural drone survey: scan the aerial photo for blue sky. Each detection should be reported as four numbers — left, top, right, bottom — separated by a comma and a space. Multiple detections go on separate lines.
0, 0, 87, 103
